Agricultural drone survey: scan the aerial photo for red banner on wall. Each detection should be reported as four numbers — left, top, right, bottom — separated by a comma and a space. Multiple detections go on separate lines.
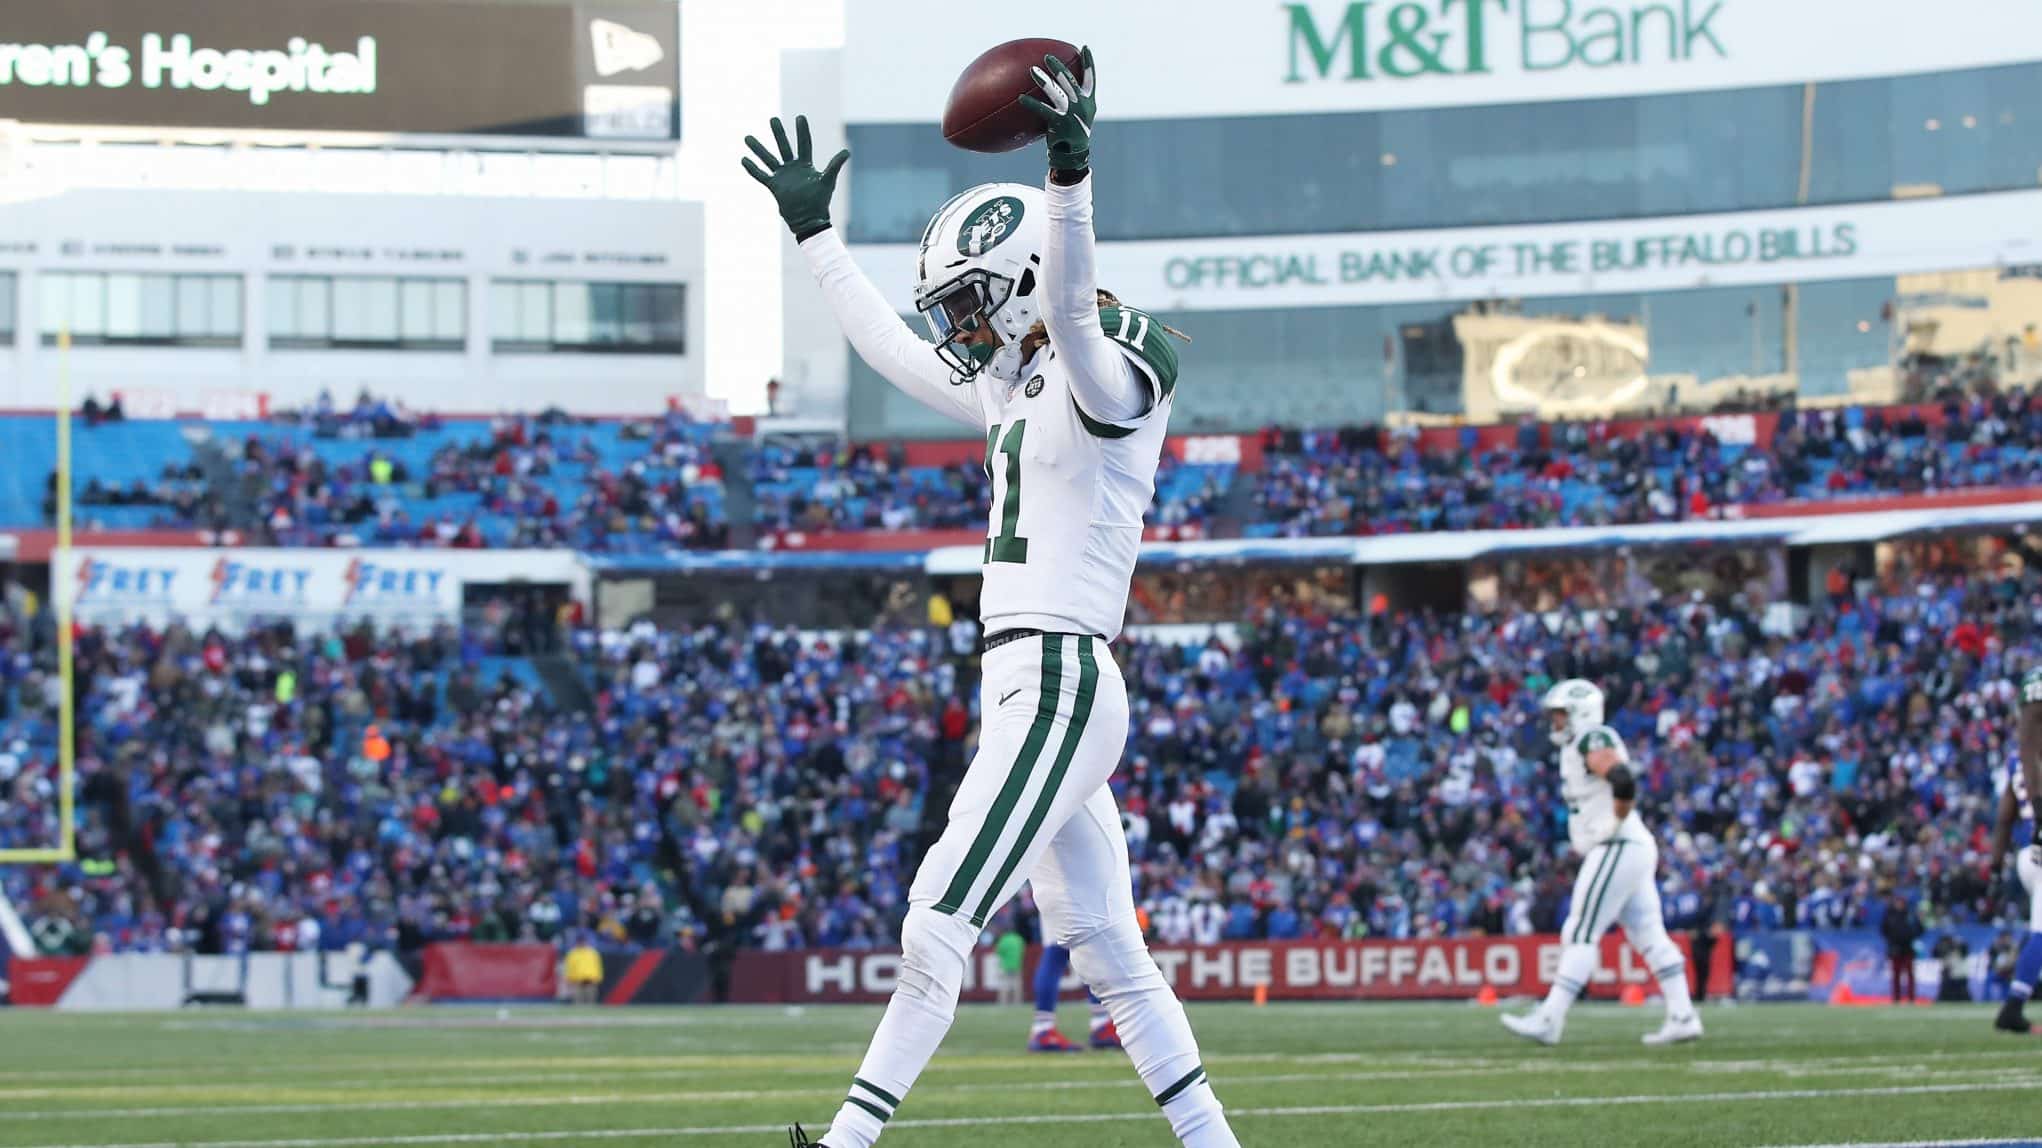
729, 934, 1692, 1005
412, 943, 558, 1002
1729, 484, 2042, 520
5, 956, 90, 1006
766, 522, 1217, 552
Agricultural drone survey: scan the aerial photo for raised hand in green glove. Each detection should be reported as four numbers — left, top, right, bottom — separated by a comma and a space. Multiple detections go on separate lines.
1017, 46, 1096, 179
741, 115, 849, 242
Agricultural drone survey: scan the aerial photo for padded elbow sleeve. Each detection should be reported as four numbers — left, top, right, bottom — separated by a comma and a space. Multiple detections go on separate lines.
1607, 764, 1637, 801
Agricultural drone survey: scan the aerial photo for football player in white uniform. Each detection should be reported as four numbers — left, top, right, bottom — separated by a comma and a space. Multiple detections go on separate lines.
746, 50, 1239, 1148
1502, 679, 1704, 1046
1988, 663, 2042, 1034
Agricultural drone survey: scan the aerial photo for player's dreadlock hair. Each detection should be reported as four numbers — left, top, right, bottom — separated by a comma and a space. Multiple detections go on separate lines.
1016, 288, 1189, 364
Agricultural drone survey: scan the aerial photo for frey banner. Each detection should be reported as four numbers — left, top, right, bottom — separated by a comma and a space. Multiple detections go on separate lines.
56, 548, 461, 635
0, 0, 678, 139
859, 190, 2042, 314
51, 547, 585, 635
729, 934, 1693, 1005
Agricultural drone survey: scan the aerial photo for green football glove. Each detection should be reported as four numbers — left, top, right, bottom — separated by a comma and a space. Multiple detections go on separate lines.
1018, 47, 1095, 176
741, 115, 849, 242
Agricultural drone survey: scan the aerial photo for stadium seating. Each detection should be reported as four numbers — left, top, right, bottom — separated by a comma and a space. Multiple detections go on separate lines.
1247, 395, 2042, 538
1150, 452, 1233, 532
751, 438, 989, 534
748, 436, 1233, 538
0, 551, 2021, 956
0, 405, 730, 552
233, 414, 729, 552
0, 418, 208, 530
4, 392, 2034, 958
7, 393, 2035, 547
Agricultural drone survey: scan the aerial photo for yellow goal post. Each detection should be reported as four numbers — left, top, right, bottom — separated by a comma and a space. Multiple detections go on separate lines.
0, 328, 75, 864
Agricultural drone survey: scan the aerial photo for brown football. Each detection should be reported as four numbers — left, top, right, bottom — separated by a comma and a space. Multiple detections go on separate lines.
941, 38, 1083, 154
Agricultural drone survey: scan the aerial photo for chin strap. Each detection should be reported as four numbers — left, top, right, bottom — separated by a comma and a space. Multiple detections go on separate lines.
987, 341, 1026, 382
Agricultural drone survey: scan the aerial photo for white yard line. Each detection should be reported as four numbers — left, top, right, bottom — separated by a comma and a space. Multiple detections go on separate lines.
16, 1065, 2042, 1122
0, 1067, 1698, 1119
0, 1067, 1319, 1107
11, 1046, 2032, 1095
11, 1078, 2039, 1148
10, 1079, 1129, 1121
1761, 1141, 2039, 1148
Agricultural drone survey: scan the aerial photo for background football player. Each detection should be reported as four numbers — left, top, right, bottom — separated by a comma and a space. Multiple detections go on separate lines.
1027, 943, 1120, 1052
1989, 660, 2042, 1033
745, 49, 1239, 1148
1502, 679, 1704, 1046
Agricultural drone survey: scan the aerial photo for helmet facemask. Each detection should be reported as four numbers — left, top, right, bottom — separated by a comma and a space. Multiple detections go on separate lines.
916, 268, 1012, 380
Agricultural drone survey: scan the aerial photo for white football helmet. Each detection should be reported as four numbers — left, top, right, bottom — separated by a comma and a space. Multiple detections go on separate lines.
1542, 678, 1604, 746
913, 182, 1045, 382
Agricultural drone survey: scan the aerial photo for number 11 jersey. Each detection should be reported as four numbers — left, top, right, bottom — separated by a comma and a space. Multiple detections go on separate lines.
973, 305, 1177, 643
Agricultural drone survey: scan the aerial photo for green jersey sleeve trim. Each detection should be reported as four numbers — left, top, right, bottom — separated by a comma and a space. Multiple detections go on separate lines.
1072, 396, 1138, 439
1100, 305, 1179, 402
1071, 305, 1176, 438
1576, 726, 1622, 755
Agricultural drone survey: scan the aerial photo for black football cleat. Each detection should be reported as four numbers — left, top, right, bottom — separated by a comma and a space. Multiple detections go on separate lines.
1994, 999, 2032, 1035
789, 1123, 832, 1148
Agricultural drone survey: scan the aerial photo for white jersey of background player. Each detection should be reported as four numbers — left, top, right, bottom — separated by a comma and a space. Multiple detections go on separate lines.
1502, 679, 1704, 1047
1989, 663, 2042, 1034
1558, 699, 1654, 858
742, 48, 1238, 1148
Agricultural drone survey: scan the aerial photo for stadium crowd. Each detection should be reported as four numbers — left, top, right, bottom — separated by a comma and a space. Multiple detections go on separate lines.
1, 533, 2031, 962
1252, 393, 2042, 537
33, 391, 2042, 547
750, 438, 989, 535
236, 400, 731, 551
237, 414, 730, 552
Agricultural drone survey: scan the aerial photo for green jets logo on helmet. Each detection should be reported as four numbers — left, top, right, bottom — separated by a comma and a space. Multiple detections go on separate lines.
956, 196, 1024, 257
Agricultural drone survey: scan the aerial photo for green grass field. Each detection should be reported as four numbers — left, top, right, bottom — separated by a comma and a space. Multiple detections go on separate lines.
2, 1002, 2037, 1147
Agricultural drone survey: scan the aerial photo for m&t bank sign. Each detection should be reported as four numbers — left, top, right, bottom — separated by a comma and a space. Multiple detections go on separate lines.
1284, 0, 1727, 81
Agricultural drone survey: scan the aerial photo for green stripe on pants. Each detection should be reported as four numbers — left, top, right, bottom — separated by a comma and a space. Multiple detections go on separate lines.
932, 638, 1064, 918
852, 1077, 900, 1110
970, 636, 1100, 926
844, 1096, 890, 1124
1577, 842, 1625, 943
1154, 1065, 1207, 1106
1570, 845, 1615, 943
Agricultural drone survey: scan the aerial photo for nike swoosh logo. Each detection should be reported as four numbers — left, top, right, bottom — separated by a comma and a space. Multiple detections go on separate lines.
999, 688, 1024, 706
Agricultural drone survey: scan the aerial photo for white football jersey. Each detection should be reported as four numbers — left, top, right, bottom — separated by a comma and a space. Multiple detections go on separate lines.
1559, 725, 1654, 855
962, 316, 1175, 642
800, 172, 1177, 643
1151, 894, 1192, 944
